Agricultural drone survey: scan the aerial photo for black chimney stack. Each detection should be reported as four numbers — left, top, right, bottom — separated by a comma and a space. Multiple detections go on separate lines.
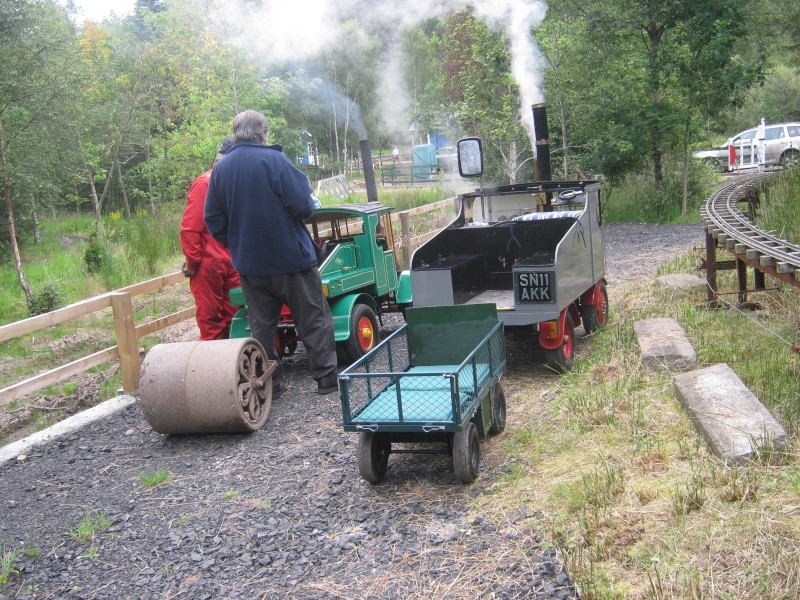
360, 139, 379, 203
532, 103, 553, 210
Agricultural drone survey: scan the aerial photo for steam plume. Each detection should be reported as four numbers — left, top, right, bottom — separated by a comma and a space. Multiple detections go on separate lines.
210, 0, 547, 148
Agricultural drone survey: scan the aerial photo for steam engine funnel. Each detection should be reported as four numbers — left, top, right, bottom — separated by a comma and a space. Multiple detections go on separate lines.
360, 139, 379, 203
532, 103, 552, 210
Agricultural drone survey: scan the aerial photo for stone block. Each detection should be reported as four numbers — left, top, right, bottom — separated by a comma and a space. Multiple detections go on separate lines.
673, 363, 788, 464
634, 317, 698, 371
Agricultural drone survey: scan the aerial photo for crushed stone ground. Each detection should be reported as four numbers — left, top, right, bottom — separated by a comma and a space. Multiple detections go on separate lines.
0, 224, 704, 599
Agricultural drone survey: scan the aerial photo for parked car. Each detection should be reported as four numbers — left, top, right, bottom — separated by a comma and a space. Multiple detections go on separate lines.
694, 122, 800, 171
436, 146, 458, 172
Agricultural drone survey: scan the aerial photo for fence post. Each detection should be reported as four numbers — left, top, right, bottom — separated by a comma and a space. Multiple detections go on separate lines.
400, 212, 411, 270
110, 292, 141, 393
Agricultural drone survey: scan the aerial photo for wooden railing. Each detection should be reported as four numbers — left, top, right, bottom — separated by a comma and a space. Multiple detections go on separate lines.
394, 197, 455, 269
0, 272, 194, 407
0, 197, 458, 408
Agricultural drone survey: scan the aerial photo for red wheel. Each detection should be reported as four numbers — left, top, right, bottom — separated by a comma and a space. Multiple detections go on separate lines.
341, 304, 380, 364
356, 315, 375, 351
581, 283, 608, 334
545, 313, 575, 373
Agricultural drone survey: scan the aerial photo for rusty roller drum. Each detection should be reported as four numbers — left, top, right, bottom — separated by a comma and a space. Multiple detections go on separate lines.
139, 338, 277, 434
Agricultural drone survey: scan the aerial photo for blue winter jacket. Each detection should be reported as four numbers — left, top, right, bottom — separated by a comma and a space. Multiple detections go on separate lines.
204, 142, 317, 277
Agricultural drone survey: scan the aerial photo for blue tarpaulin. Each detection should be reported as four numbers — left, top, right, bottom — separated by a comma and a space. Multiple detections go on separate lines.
411, 143, 437, 181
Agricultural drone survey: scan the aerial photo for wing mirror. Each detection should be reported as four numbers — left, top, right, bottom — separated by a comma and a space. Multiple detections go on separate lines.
457, 137, 483, 178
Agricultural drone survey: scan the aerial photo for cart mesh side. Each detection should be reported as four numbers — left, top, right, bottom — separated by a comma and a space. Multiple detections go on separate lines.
339, 326, 412, 426
340, 321, 506, 432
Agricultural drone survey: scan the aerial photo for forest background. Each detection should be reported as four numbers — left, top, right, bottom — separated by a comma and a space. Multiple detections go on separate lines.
3, 0, 800, 319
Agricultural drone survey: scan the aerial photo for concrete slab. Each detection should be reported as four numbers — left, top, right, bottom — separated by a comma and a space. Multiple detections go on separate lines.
673, 363, 788, 464
633, 317, 698, 371
0, 395, 136, 466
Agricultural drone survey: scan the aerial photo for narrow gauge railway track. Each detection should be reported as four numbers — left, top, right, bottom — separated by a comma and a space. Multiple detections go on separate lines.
700, 172, 800, 305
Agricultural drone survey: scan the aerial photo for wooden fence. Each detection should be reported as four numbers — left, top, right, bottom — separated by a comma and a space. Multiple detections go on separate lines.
0, 198, 457, 406
0, 272, 193, 407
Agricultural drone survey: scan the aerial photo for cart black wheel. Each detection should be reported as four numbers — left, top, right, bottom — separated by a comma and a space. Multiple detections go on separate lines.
545, 312, 575, 374
342, 304, 380, 364
357, 431, 390, 483
453, 422, 481, 484
581, 283, 609, 335
488, 381, 507, 436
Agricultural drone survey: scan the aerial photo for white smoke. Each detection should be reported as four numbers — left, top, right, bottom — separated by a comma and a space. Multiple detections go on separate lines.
209, 0, 548, 148
473, 2, 547, 145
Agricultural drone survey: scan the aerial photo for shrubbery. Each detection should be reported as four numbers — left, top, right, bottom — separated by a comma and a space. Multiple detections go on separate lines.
27, 284, 65, 316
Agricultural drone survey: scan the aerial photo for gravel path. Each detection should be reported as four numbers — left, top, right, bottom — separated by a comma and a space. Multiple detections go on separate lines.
0, 224, 704, 600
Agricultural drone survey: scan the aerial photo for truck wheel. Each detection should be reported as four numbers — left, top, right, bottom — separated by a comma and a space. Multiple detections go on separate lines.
581, 283, 609, 334
488, 381, 507, 436
357, 431, 390, 483
453, 422, 481, 483
545, 313, 575, 373
342, 304, 379, 364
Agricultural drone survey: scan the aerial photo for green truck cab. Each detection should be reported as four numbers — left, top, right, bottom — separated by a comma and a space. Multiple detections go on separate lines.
230, 203, 412, 364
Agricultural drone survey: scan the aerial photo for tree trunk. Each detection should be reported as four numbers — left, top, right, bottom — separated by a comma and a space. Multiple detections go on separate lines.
559, 99, 569, 177
646, 22, 666, 193
146, 137, 156, 214
682, 118, 690, 218
97, 159, 115, 215
117, 161, 132, 218
508, 139, 518, 184
88, 173, 101, 231
0, 118, 33, 306
31, 195, 40, 245
332, 101, 341, 173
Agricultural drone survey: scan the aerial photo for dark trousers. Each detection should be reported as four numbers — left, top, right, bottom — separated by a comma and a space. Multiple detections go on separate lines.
241, 268, 337, 382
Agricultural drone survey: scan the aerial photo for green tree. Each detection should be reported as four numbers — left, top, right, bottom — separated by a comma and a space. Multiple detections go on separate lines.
0, 0, 84, 303
441, 11, 532, 184
548, 0, 764, 194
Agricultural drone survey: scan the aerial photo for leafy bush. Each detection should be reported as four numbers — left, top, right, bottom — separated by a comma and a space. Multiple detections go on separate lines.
602, 158, 711, 223
27, 283, 65, 316
83, 236, 107, 274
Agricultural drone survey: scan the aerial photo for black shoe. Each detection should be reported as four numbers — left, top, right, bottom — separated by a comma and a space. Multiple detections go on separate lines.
317, 374, 338, 395
272, 379, 287, 399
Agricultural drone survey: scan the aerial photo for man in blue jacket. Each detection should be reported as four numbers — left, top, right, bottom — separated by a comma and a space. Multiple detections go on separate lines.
205, 110, 338, 395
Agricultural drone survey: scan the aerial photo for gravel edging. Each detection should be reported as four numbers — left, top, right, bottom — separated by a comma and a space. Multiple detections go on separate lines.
0, 223, 705, 599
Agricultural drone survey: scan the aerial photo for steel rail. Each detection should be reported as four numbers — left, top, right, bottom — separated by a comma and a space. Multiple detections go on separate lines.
701, 173, 800, 280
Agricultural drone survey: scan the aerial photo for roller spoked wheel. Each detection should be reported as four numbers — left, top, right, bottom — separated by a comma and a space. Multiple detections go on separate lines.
342, 303, 380, 364
545, 313, 575, 374
581, 283, 609, 335
488, 381, 507, 436
453, 422, 481, 484
357, 431, 391, 483
236, 341, 273, 427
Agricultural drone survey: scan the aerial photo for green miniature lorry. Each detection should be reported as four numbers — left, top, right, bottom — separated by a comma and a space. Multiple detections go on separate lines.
229, 203, 413, 364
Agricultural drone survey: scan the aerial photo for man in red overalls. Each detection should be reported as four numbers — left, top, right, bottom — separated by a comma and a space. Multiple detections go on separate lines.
180, 137, 241, 340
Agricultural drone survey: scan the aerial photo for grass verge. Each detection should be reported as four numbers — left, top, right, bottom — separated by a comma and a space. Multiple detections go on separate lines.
478, 250, 800, 598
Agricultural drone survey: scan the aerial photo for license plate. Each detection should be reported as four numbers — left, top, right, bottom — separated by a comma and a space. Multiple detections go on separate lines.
515, 271, 554, 303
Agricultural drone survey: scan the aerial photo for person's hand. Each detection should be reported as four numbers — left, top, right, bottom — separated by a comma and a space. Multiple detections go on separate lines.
181, 262, 198, 278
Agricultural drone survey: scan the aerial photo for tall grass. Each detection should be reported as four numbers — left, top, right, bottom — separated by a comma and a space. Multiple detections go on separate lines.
602, 159, 717, 224
481, 250, 800, 599
0, 209, 182, 325
318, 183, 461, 211
757, 168, 800, 242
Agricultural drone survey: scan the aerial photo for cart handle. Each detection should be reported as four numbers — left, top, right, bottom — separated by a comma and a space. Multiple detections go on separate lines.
422, 425, 446, 433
